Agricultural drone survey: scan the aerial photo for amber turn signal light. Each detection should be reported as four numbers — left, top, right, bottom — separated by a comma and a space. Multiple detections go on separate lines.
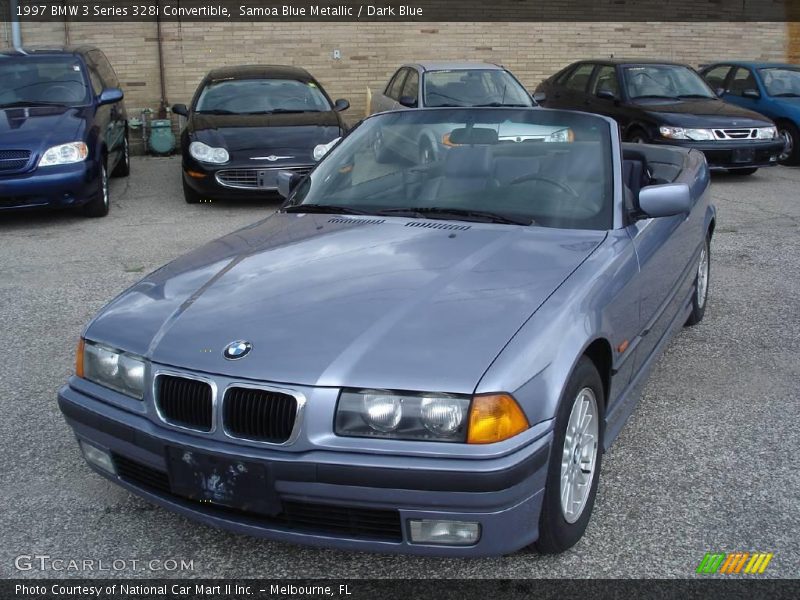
467, 393, 529, 444
75, 338, 85, 378
185, 169, 207, 179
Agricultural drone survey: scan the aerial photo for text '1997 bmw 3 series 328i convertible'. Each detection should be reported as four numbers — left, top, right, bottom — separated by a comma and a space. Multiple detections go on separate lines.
59, 107, 715, 556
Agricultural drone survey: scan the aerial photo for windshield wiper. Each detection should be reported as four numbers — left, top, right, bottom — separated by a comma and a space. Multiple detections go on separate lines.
377, 206, 532, 225
195, 109, 237, 115
0, 100, 65, 108
631, 94, 679, 100
257, 109, 321, 114
677, 94, 715, 99
283, 204, 372, 215
772, 92, 800, 98
472, 102, 530, 107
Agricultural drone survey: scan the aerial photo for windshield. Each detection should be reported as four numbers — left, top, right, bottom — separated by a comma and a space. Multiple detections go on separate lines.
286, 108, 613, 230
194, 78, 332, 114
759, 68, 800, 97
623, 65, 716, 100
423, 70, 534, 107
0, 56, 91, 108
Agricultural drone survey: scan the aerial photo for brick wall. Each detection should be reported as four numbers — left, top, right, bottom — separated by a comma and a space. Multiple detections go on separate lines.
3, 20, 792, 121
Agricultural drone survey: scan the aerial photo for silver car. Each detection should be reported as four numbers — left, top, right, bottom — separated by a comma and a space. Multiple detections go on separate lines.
59, 107, 714, 556
370, 62, 569, 163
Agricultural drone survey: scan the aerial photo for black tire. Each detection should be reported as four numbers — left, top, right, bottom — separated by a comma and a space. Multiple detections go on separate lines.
627, 128, 649, 144
535, 356, 605, 554
182, 178, 202, 204
82, 162, 110, 218
727, 167, 758, 176
685, 235, 711, 327
777, 120, 800, 165
111, 135, 130, 177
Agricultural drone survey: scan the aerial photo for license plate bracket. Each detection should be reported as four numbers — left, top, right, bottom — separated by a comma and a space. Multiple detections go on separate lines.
167, 447, 280, 516
732, 148, 755, 163
257, 169, 277, 189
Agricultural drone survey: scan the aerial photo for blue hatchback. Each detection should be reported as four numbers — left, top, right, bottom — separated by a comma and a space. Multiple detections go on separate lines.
701, 61, 800, 165
0, 46, 129, 217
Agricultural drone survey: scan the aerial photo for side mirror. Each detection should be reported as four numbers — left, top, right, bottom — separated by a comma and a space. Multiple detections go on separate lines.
742, 89, 761, 99
638, 183, 692, 218
277, 170, 302, 199
97, 88, 123, 106
398, 95, 417, 108
172, 103, 189, 117
313, 137, 341, 161
333, 98, 350, 112
532, 91, 547, 104
596, 89, 618, 101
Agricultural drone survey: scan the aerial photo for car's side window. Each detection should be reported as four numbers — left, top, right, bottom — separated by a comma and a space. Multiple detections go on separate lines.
728, 67, 759, 96
400, 69, 419, 102
564, 64, 595, 92
703, 65, 731, 91
591, 65, 619, 97
385, 69, 408, 100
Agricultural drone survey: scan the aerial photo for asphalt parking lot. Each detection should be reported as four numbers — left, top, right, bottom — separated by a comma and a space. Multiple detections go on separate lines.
0, 157, 798, 579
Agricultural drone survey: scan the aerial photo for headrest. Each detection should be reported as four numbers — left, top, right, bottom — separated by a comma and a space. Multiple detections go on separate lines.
444, 145, 493, 177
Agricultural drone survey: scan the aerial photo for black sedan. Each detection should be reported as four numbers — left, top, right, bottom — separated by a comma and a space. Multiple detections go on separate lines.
534, 59, 785, 174
173, 65, 349, 203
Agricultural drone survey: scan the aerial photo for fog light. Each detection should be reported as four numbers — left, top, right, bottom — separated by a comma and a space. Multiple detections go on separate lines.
79, 441, 116, 475
408, 519, 480, 546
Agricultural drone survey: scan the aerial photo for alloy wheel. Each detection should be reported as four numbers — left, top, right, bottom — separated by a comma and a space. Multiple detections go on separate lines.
560, 387, 599, 524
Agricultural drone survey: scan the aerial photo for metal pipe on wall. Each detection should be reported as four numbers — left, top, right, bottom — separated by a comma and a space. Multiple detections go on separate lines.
155, 0, 169, 118
10, 0, 23, 50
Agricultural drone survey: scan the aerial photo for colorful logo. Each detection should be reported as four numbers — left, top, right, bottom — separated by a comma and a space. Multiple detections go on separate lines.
696, 552, 774, 574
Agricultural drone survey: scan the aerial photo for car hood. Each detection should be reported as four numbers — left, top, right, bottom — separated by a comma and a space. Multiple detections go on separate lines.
0, 105, 88, 155
85, 215, 606, 394
635, 98, 773, 127
188, 111, 342, 162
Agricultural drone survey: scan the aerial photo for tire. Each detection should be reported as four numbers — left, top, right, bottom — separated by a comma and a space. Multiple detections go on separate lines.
777, 121, 800, 166
111, 135, 130, 177
727, 167, 758, 176
183, 178, 201, 204
82, 162, 110, 218
535, 356, 604, 554
627, 128, 649, 144
685, 235, 711, 327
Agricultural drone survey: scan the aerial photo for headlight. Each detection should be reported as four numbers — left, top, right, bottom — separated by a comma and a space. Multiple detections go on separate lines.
313, 137, 341, 161
659, 126, 715, 141
38, 142, 88, 167
546, 128, 575, 143
335, 390, 529, 443
77, 339, 146, 399
335, 390, 471, 442
189, 141, 229, 164
756, 126, 778, 140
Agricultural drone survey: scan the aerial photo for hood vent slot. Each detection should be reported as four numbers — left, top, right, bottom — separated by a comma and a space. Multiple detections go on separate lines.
405, 221, 471, 231
327, 217, 386, 225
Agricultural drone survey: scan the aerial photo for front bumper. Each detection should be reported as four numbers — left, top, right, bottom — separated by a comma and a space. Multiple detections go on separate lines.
0, 161, 100, 211
58, 381, 551, 556
650, 138, 785, 170
182, 158, 313, 201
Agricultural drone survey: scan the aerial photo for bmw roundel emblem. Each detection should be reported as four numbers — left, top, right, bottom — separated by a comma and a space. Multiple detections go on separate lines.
223, 340, 252, 360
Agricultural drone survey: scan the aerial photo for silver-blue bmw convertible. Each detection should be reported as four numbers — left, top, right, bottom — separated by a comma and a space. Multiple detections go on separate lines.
59, 107, 715, 556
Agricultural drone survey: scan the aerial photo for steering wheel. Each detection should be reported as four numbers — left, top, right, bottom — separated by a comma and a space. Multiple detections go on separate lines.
509, 173, 580, 199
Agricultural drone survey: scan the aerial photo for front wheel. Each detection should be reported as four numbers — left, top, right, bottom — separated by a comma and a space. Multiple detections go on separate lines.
111, 135, 130, 177
535, 357, 604, 554
82, 163, 110, 217
685, 235, 710, 326
777, 121, 799, 165
627, 128, 649, 144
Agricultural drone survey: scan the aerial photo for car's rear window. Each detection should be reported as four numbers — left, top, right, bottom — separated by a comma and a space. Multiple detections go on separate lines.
0, 56, 91, 108
195, 78, 332, 114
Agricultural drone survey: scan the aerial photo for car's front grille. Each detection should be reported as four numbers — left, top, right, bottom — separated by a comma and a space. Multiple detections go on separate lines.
0, 149, 31, 172
223, 387, 298, 443
713, 128, 758, 140
215, 166, 313, 189
112, 454, 403, 542
155, 375, 213, 432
